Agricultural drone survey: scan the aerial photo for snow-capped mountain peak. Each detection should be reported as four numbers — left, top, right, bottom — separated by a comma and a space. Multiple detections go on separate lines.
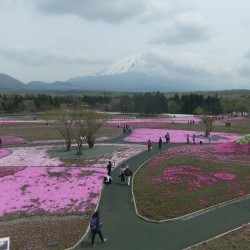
94, 54, 141, 76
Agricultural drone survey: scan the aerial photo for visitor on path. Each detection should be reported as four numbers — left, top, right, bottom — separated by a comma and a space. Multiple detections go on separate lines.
186, 134, 190, 144
120, 164, 126, 184
107, 161, 112, 176
192, 134, 196, 144
90, 211, 107, 247
104, 174, 112, 184
199, 135, 203, 144
165, 133, 170, 144
208, 133, 212, 144
124, 165, 133, 186
147, 139, 152, 151
158, 137, 162, 149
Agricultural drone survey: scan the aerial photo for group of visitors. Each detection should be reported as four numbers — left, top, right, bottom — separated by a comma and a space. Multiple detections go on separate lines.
123, 124, 132, 133
119, 164, 133, 186
93, 160, 133, 246
186, 133, 212, 144
103, 161, 113, 184
103, 161, 133, 186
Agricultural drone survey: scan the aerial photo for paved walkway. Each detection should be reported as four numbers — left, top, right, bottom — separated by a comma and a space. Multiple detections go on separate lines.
73, 137, 250, 250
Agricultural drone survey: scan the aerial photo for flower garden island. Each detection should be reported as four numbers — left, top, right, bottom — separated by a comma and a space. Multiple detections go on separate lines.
0, 115, 249, 250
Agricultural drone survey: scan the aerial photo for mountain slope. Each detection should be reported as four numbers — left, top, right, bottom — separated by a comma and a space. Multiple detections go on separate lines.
0, 73, 27, 91
27, 81, 76, 91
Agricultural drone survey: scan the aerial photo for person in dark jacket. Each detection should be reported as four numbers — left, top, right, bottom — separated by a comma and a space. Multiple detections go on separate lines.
107, 161, 112, 176
158, 137, 162, 149
90, 211, 107, 247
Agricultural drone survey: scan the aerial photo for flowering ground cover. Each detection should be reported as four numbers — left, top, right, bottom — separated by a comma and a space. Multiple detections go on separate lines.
0, 135, 26, 145
124, 128, 240, 143
0, 142, 145, 249
166, 134, 250, 163
105, 117, 202, 128
189, 222, 250, 250
0, 146, 63, 166
133, 153, 250, 221
0, 167, 106, 220
0, 148, 12, 158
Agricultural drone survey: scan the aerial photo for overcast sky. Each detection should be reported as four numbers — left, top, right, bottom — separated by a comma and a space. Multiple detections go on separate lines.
1, 0, 250, 89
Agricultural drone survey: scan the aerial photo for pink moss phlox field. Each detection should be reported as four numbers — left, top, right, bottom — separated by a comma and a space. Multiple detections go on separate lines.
105, 117, 202, 128
124, 128, 240, 143
167, 144, 250, 163
151, 166, 236, 193
0, 167, 106, 218
163, 166, 217, 191
214, 142, 250, 154
0, 167, 26, 178
213, 172, 236, 180
0, 135, 26, 145
0, 146, 63, 166
0, 149, 12, 158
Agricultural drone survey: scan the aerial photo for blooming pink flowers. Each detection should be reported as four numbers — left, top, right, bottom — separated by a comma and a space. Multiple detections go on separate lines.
213, 173, 236, 181
124, 128, 240, 143
0, 135, 26, 145
0, 149, 12, 158
150, 166, 236, 194
0, 167, 106, 218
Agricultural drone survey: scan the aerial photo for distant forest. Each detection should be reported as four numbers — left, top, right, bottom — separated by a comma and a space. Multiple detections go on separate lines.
0, 91, 249, 115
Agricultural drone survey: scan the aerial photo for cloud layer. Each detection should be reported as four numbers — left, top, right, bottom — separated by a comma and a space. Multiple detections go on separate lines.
0, 0, 250, 89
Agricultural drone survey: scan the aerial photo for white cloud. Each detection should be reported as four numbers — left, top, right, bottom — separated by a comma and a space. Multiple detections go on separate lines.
31, 0, 146, 23
153, 11, 211, 45
142, 48, 232, 79
0, 46, 109, 65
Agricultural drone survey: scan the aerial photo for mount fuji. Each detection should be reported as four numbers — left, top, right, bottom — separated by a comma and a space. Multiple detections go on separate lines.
2, 55, 198, 93
67, 55, 195, 92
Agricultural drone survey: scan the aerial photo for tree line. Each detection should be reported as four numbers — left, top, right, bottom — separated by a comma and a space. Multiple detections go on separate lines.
0, 92, 249, 115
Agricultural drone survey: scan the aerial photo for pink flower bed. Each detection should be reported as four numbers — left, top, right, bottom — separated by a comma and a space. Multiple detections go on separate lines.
0, 167, 26, 178
0, 167, 106, 218
150, 166, 236, 193
0, 135, 26, 145
214, 141, 250, 154
225, 116, 248, 121
105, 117, 202, 127
213, 173, 236, 180
0, 146, 63, 166
167, 144, 250, 163
124, 128, 240, 143
0, 149, 12, 158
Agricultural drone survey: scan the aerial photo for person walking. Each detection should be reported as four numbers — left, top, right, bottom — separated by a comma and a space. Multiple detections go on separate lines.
124, 165, 133, 186
208, 133, 212, 144
186, 134, 190, 144
158, 137, 162, 149
120, 164, 126, 184
90, 211, 107, 247
107, 161, 112, 176
192, 134, 196, 144
147, 139, 152, 151
199, 135, 203, 145
165, 133, 170, 144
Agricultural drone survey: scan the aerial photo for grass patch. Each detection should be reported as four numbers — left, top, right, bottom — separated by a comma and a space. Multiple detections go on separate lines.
190, 223, 250, 250
0, 218, 89, 250
0, 123, 121, 142
48, 145, 117, 160
133, 155, 250, 221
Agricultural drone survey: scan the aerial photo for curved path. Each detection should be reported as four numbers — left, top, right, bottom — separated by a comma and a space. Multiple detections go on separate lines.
73, 135, 250, 250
